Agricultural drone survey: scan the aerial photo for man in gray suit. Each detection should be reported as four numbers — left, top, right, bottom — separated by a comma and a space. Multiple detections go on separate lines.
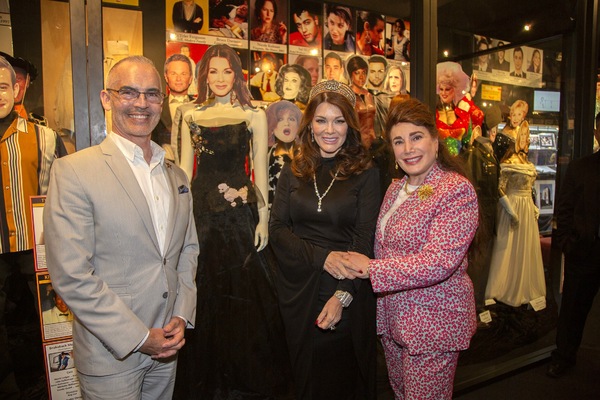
43, 56, 199, 399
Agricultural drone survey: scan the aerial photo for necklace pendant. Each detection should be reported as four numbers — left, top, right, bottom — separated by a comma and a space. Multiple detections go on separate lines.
317, 200, 322, 212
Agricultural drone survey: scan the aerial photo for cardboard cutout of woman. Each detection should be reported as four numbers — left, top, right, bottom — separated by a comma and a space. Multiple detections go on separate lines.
265, 100, 302, 209
173, 44, 292, 399
346, 55, 376, 149
274, 63, 312, 110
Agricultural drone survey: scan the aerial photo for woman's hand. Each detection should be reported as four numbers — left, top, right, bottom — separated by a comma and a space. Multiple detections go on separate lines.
278, 22, 287, 44
316, 296, 343, 330
323, 251, 350, 280
343, 251, 371, 279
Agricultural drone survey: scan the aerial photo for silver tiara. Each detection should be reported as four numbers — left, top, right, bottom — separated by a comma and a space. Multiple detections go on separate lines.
309, 80, 356, 107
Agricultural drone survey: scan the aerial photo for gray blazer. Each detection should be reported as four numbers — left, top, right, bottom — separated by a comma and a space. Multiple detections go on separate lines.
43, 137, 199, 375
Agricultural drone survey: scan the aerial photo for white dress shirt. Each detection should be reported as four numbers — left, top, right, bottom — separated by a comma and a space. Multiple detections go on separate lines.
379, 183, 420, 240
109, 132, 171, 256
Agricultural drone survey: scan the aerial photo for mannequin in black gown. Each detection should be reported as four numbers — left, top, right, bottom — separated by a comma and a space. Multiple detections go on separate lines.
269, 80, 380, 399
173, 44, 291, 399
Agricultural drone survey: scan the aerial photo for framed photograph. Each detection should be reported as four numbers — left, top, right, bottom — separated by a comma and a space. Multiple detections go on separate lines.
534, 179, 555, 215
539, 133, 555, 148
529, 134, 540, 149
37, 273, 73, 342
43, 340, 82, 399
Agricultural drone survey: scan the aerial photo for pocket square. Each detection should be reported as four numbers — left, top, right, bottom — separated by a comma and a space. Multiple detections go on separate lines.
178, 185, 189, 194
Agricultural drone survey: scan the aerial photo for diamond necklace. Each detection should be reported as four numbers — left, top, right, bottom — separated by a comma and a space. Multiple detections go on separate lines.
313, 170, 339, 212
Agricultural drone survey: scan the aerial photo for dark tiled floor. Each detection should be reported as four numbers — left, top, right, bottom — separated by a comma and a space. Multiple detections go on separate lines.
454, 293, 600, 400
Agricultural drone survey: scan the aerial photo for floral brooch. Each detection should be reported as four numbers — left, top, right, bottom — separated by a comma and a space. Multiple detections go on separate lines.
417, 184, 434, 201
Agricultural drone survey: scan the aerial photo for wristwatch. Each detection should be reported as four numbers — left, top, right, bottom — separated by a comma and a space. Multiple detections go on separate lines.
334, 290, 353, 308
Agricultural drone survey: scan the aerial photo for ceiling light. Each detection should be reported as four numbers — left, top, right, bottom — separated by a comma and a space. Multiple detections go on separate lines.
443, 50, 449, 57
524, 24, 531, 31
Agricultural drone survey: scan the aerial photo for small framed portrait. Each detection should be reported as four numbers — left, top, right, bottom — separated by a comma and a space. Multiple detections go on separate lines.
539, 133, 555, 148
529, 134, 540, 149
535, 180, 555, 214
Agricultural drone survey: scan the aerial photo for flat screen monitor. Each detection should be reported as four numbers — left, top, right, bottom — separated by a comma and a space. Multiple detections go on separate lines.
533, 90, 560, 113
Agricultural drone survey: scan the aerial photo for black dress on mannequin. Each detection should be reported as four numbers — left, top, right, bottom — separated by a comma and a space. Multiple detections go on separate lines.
174, 122, 292, 399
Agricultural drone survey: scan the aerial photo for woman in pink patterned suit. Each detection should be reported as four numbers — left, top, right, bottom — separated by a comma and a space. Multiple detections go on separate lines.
344, 98, 478, 399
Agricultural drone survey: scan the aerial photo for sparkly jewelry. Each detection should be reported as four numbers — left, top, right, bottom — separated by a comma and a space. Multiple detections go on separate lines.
403, 180, 419, 196
309, 80, 356, 107
334, 290, 353, 308
313, 170, 339, 212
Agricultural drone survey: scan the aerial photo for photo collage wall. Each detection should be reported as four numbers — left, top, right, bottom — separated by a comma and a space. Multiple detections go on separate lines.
165, 0, 410, 105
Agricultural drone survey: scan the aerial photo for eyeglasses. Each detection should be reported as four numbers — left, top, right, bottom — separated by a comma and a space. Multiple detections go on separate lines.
106, 87, 166, 104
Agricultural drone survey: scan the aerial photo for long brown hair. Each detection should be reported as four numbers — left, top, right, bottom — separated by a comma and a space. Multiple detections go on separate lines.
292, 91, 371, 180
195, 45, 253, 108
385, 98, 468, 179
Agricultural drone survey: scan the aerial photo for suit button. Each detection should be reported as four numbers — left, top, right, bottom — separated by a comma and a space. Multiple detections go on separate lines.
163, 292, 168, 299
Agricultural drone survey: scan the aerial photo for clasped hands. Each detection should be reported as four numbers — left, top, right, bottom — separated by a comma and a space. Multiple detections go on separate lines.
140, 317, 186, 360
323, 251, 371, 281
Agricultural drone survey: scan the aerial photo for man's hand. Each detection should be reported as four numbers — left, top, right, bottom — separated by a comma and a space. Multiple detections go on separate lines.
139, 317, 186, 359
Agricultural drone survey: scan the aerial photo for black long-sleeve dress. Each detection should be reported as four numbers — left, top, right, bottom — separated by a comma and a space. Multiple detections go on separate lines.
269, 157, 380, 400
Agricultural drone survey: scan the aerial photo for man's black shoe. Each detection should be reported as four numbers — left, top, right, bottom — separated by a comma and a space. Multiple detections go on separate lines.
546, 361, 572, 378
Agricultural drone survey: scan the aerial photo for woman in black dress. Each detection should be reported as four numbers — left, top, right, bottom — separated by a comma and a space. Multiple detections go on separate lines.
269, 80, 380, 399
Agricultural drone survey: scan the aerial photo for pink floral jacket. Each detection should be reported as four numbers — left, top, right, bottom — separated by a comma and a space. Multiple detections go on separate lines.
369, 163, 478, 354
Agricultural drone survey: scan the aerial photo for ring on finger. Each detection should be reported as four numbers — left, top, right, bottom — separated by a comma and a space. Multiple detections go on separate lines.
329, 325, 336, 331
336, 274, 343, 280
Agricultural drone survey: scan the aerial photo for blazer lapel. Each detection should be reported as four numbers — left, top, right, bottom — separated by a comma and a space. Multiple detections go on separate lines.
163, 160, 180, 253
99, 138, 161, 253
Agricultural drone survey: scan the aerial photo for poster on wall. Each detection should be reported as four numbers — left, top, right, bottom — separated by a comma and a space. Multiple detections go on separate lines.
44, 340, 82, 400
37, 273, 74, 342
385, 16, 409, 63
356, 11, 385, 56
289, 53, 320, 86
323, 4, 355, 54
164, 1, 408, 103
289, 1, 322, 56
249, 0, 287, 54
31, 196, 47, 271
167, 0, 247, 48
472, 35, 543, 88
0, 0, 11, 54
249, 50, 285, 103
